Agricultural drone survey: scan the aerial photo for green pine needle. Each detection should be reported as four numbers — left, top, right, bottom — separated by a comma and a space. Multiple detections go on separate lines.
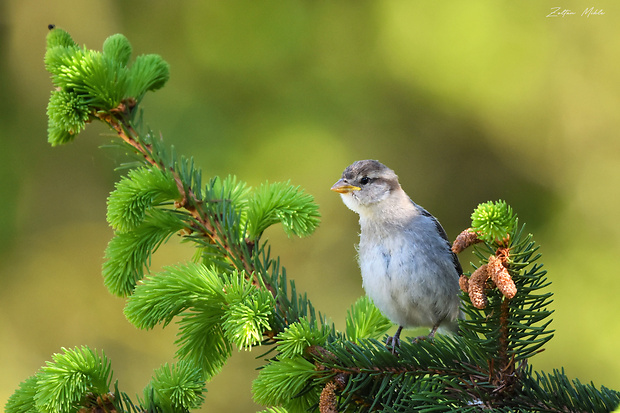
222, 288, 275, 350
246, 181, 320, 239
258, 407, 289, 413
102, 209, 185, 297
175, 309, 232, 378
46, 27, 78, 49
33, 346, 112, 413
127, 54, 171, 98
345, 296, 393, 344
205, 175, 251, 206
525, 368, 620, 412
276, 318, 330, 359
44, 28, 170, 145
5, 375, 38, 413
144, 361, 206, 413
46, 90, 90, 140
44, 44, 74, 76
47, 120, 75, 146
222, 299, 273, 350
124, 262, 226, 329
106, 167, 181, 233
51, 48, 128, 110
252, 356, 319, 411
470, 199, 517, 244
124, 263, 239, 378
203, 175, 251, 229
102, 33, 132, 67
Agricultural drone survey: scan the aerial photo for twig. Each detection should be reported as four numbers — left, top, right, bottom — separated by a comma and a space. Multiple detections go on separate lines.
96, 103, 266, 288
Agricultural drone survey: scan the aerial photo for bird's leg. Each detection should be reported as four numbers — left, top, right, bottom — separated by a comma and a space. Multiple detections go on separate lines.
428, 324, 440, 340
413, 324, 440, 343
386, 326, 403, 354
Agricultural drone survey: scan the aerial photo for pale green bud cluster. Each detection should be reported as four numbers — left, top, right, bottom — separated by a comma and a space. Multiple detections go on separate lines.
44, 28, 170, 146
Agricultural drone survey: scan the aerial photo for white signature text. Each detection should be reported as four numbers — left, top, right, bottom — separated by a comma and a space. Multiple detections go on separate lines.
547, 7, 605, 17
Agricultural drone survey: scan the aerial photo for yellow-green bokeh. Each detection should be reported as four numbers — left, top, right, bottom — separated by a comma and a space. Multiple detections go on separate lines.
1, 1, 619, 411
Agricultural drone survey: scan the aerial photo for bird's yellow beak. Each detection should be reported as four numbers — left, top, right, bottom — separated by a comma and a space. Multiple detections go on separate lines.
330, 179, 361, 194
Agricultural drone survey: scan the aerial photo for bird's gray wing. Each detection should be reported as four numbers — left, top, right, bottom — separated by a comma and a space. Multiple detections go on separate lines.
416, 205, 463, 276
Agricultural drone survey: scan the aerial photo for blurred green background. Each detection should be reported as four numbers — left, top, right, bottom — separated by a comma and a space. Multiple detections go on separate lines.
2, 1, 619, 411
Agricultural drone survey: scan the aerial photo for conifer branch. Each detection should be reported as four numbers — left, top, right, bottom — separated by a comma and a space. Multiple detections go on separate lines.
97, 101, 261, 285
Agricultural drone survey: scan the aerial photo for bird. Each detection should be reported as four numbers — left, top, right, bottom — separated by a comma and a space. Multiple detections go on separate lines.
331, 160, 462, 350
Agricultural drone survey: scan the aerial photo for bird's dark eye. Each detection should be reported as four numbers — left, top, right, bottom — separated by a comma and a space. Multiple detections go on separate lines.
360, 176, 370, 185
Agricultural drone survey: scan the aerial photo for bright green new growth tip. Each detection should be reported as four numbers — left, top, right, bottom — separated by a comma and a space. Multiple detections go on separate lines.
470, 199, 517, 243
44, 27, 170, 146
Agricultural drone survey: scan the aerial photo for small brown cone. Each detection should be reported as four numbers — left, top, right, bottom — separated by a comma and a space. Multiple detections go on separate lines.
459, 274, 470, 293
489, 254, 517, 299
452, 229, 483, 254
468, 264, 490, 309
320, 381, 339, 413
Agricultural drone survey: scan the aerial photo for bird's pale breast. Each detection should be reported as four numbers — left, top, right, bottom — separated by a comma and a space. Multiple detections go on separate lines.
358, 215, 460, 329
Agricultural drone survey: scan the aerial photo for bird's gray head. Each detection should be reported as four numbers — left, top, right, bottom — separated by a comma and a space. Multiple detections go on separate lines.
330, 160, 401, 213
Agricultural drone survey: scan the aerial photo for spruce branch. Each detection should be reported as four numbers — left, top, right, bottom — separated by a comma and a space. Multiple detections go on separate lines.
5, 347, 114, 413
35, 346, 113, 413
44, 26, 320, 301
26, 26, 324, 412
6, 346, 207, 413
251, 202, 617, 412
143, 361, 207, 412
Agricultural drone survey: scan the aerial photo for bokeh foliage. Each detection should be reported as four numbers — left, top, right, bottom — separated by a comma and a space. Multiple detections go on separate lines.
2, 1, 620, 411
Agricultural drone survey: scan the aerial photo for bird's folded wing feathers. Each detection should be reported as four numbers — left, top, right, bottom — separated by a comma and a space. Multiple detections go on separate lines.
415, 203, 463, 276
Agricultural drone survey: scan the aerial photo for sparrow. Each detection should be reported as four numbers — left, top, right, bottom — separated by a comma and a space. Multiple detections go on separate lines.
331, 160, 462, 349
